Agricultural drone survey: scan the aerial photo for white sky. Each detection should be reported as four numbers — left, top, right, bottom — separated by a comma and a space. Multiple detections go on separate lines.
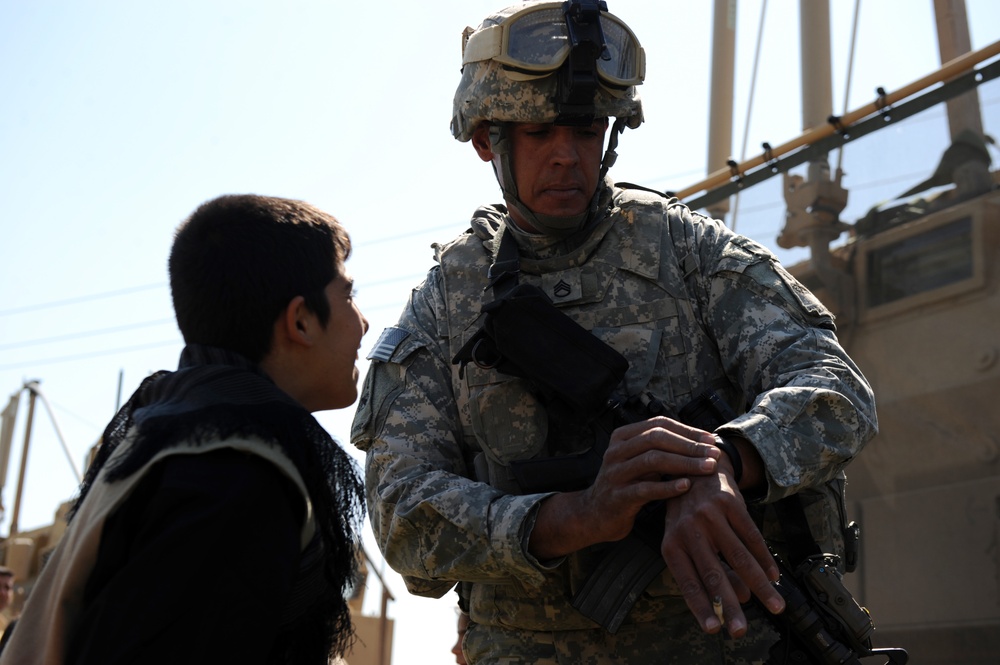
1, 0, 998, 661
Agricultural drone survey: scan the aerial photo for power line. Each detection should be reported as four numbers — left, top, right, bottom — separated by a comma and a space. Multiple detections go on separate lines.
0, 274, 425, 369
2, 89, 994, 358
0, 300, 410, 370
0, 297, 414, 370
0, 318, 176, 351
0, 222, 446, 320
353, 222, 462, 248
45, 396, 105, 433
0, 339, 182, 372
362, 272, 429, 289
0, 237, 440, 325
734, 167, 941, 217
0, 282, 166, 317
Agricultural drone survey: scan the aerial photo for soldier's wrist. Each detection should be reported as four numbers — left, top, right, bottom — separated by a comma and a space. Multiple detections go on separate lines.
713, 434, 744, 485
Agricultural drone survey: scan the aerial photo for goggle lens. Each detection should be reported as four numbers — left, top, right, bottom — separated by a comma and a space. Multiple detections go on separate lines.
506, 9, 570, 67
471, 4, 643, 87
598, 17, 641, 84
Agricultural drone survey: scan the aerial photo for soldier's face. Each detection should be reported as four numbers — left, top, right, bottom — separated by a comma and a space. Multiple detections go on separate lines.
472, 119, 608, 232
507, 120, 607, 223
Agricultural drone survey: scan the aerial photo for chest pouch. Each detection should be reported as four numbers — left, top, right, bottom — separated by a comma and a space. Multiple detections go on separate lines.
453, 281, 627, 415
452, 228, 629, 494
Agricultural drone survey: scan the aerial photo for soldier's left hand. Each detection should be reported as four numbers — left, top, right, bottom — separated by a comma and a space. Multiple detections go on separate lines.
659, 465, 785, 637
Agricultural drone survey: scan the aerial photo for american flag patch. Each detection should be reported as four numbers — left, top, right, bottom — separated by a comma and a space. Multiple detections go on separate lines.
367, 327, 410, 362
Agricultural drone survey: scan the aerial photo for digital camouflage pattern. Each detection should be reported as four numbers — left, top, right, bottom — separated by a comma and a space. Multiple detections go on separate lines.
463, 602, 779, 664
451, 2, 643, 142
351, 183, 877, 663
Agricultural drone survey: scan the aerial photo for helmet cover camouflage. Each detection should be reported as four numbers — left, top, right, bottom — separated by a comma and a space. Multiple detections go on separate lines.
451, 1, 644, 142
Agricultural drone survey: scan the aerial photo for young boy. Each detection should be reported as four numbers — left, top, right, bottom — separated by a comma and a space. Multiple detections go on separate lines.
1, 194, 369, 664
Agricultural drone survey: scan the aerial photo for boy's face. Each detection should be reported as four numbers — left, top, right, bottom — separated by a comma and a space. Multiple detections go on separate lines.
312, 263, 368, 410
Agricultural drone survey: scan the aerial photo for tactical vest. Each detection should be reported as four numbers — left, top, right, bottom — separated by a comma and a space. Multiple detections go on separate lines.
435, 191, 725, 629
436, 190, 848, 631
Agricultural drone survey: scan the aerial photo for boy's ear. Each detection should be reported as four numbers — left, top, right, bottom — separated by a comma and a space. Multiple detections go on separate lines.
278, 296, 313, 347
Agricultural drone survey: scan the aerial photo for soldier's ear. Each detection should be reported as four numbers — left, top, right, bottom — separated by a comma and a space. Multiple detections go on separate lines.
471, 123, 494, 162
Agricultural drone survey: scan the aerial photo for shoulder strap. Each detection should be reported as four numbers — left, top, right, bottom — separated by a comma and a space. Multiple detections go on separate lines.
615, 181, 672, 198
485, 227, 521, 299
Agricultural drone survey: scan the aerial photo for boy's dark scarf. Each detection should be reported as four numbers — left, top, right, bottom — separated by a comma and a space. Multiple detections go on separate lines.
71, 345, 366, 664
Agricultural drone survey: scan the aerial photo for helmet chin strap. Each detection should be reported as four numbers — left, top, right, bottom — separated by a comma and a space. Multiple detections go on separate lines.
488, 119, 627, 238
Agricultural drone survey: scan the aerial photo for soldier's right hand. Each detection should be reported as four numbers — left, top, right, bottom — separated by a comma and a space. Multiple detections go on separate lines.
528, 417, 718, 559
582, 417, 721, 542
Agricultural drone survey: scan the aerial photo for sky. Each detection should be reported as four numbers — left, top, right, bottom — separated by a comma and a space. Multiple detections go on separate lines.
1, 0, 998, 661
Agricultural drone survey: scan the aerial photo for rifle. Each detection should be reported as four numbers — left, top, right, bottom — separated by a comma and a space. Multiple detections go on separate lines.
570, 390, 909, 664
764, 550, 908, 665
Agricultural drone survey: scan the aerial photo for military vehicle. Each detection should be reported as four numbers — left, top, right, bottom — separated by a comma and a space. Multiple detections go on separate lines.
677, 1, 998, 663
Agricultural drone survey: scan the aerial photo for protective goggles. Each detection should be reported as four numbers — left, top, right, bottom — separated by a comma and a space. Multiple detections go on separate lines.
462, 1, 645, 89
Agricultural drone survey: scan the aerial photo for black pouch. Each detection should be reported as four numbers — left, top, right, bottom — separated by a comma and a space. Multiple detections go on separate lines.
453, 282, 628, 415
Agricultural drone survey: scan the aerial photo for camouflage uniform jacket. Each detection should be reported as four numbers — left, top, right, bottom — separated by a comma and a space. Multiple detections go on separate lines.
351, 184, 877, 632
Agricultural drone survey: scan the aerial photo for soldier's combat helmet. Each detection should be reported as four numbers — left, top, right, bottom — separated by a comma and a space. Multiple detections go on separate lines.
451, 0, 645, 236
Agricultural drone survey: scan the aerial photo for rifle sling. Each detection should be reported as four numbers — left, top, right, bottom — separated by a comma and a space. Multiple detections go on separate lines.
486, 227, 521, 299
771, 492, 823, 567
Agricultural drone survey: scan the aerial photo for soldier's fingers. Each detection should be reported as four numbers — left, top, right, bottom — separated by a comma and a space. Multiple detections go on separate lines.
690, 554, 749, 637
732, 509, 780, 580
614, 416, 716, 447
631, 476, 691, 502
726, 566, 751, 604
638, 450, 718, 478
750, 540, 781, 586
610, 426, 720, 462
601, 451, 715, 489
647, 416, 720, 439
715, 529, 784, 616
662, 544, 730, 635
642, 415, 717, 442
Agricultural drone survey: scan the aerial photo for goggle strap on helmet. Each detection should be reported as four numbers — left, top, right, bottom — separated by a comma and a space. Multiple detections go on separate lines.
487, 123, 511, 157
599, 116, 627, 179
555, 0, 609, 125
487, 123, 521, 207
486, 119, 622, 238
461, 24, 500, 66
487, 122, 590, 237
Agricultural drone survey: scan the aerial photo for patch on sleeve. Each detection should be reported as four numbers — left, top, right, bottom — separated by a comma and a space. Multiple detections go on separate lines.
367, 327, 411, 362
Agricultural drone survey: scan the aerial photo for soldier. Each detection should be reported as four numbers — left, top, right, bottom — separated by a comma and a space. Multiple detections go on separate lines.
351, 1, 877, 663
